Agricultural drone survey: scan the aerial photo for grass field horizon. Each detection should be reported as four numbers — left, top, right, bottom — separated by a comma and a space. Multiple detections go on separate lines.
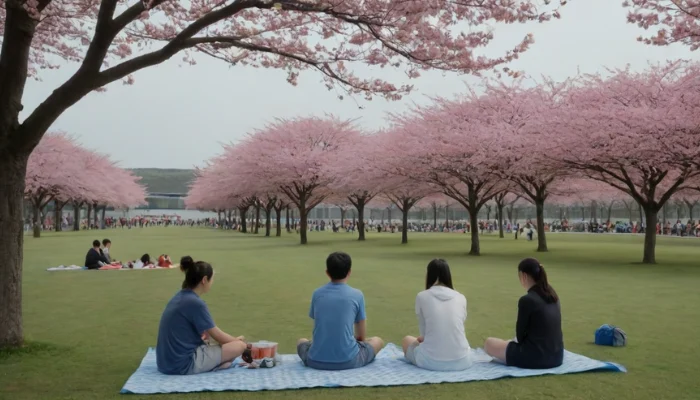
2, 228, 699, 399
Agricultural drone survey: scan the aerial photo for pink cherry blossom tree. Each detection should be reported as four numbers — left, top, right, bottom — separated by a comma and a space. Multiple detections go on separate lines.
0, 0, 566, 347
480, 80, 574, 251
236, 116, 360, 244
624, 1, 700, 49
26, 132, 146, 236
328, 133, 386, 241
388, 96, 506, 255
552, 61, 700, 264
381, 177, 436, 244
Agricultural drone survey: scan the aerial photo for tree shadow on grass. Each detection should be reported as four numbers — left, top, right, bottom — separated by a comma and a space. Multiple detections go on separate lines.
0, 341, 69, 363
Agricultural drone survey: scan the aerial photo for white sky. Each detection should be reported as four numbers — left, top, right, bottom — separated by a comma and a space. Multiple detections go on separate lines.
20, 0, 695, 169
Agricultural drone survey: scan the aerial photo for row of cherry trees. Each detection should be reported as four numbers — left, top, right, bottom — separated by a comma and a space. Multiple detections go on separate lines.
187, 61, 700, 265
26, 133, 147, 237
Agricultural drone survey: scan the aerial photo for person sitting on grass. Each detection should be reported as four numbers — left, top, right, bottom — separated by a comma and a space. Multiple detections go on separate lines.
85, 239, 109, 270
484, 258, 564, 369
297, 252, 384, 370
101, 238, 115, 263
403, 259, 473, 371
156, 256, 247, 375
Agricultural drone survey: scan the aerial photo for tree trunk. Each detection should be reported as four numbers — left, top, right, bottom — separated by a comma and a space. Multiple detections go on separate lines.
101, 207, 106, 229
264, 207, 272, 237
286, 206, 291, 233
498, 203, 505, 239
445, 205, 449, 229
86, 204, 92, 229
73, 204, 81, 231
688, 202, 695, 221
642, 205, 658, 264
433, 204, 438, 229
239, 207, 248, 233
401, 206, 409, 244
607, 204, 613, 223
590, 201, 598, 222
357, 200, 367, 241
92, 203, 100, 229
275, 207, 282, 237
637, 202, 644, 225
299, 206, 308, 245
254, 204, 261, 234
506, 205, 514, 223
388, 207, 392, 225
469, 210, 480, 255
32, 203, 41, 238
340, 208, 346, 227
0, 153, 30, 347
54, 203, 62, 232
535, 199, 548, 252
559, 207, 564, 222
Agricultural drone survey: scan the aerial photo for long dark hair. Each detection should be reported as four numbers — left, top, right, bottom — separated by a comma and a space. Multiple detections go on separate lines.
425, 259, 454, 290
518, 258, 558, 303
180, 256, 214, 289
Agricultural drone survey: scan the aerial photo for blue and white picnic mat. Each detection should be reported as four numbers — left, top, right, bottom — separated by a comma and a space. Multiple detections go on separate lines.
121, 343, 625, 394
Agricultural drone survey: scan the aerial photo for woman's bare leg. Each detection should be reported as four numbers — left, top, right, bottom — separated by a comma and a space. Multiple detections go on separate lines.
402, 336, 419, 355
484, 337, 511, 363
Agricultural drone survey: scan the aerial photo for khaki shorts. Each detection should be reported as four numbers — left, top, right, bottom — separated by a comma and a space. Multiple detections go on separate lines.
186, 344, 223, 375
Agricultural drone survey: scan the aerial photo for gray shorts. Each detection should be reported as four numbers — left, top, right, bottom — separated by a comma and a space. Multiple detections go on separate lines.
297, 341, 375, 370
186, 344, 223, 375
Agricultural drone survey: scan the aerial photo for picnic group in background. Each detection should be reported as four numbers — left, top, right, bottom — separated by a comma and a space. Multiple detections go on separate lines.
83, 239, 177, 270
154, 253, 563, 375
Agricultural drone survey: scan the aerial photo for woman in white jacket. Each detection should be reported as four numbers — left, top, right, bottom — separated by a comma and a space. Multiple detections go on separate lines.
402, 259, 472, 371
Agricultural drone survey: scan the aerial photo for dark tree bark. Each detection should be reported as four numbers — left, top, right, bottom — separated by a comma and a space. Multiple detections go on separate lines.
432, 203, 438, 229
445, 205, 449, 229
299, 206, 308, 245
348, 193, 374, 241
685, 200, 696, 221
264, 205, 273, 237
535, 199, 548, 252
238, 206, 249, 233
643, 205, 659, 264
285, 206, 291, 233
54, 202, 63, 232
0, 153, 30, 347
274, 203, 284, 237
32, 200, 42, 238
101, 206, 106, 229
87, 204, 94, 229
494, 192, 507, 239
254, 202, 261, 234
72, 202, 83, 231
93, 202, 99, 228
340, 208, 346, 227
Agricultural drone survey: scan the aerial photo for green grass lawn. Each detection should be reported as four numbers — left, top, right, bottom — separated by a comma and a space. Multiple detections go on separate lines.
2, 228, 700, 399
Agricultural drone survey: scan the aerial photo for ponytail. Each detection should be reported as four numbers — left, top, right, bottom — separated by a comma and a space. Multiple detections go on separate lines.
180, 256, 214, 289
518, 258, 558, 304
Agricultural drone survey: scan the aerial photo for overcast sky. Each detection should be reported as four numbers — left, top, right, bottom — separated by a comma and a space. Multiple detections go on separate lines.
20, 0, 695, 169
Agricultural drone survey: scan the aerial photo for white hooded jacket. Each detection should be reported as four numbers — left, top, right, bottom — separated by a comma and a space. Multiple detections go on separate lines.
415, 285, 470, 362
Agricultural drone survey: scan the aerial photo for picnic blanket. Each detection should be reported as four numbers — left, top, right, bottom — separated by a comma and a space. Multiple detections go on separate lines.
120, 343, 625, 394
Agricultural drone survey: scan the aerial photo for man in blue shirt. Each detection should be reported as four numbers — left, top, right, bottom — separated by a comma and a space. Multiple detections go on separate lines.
297, 252, 384, 370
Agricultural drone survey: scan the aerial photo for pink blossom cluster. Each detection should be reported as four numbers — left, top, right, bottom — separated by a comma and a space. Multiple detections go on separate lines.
186, 62, 700, 262
1, 0, 563, 97
26, 132, 147, 209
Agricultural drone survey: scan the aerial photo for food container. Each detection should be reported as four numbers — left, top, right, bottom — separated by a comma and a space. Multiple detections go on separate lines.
251, 341, 278, 360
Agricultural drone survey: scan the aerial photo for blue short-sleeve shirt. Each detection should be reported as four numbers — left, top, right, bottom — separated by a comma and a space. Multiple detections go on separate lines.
308, 282, 367, 363
156, 290, 215, 374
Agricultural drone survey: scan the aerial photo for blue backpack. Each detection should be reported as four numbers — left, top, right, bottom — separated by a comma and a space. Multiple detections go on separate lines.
595, 324, 627, 347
